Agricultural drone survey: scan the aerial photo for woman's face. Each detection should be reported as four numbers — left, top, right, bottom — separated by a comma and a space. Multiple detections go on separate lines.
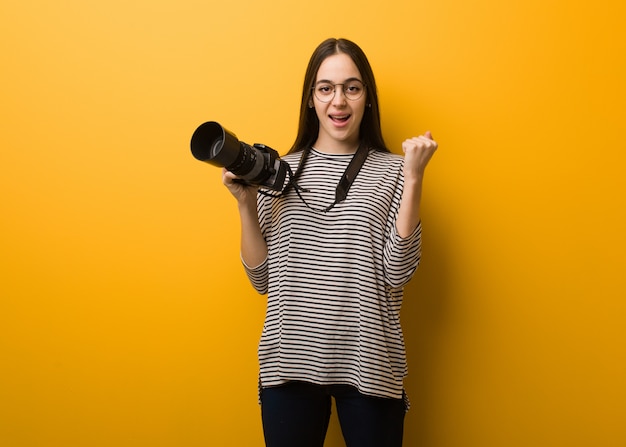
311, 53, 367, 153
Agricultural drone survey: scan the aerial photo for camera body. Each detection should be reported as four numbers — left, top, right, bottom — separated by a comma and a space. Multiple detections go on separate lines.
190, 121, 287, 191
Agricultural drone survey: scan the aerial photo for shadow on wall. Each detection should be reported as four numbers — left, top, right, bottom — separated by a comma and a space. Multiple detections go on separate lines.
402, 209, 451, 445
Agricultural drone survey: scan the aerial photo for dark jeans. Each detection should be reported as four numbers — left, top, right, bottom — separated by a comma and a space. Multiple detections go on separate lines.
261, 381, 405, 447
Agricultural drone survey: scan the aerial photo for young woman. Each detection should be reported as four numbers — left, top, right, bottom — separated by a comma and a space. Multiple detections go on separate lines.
222, 38, 438, 447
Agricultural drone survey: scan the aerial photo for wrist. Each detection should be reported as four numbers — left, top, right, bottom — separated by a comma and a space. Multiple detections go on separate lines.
403, 172, 424, 188
237, 193, 256, 211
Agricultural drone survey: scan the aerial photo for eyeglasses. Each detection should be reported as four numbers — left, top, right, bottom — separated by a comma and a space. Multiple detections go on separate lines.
312, 79, 366, 103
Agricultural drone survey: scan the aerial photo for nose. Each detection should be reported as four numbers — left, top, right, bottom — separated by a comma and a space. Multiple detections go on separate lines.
331, 85, 347, 106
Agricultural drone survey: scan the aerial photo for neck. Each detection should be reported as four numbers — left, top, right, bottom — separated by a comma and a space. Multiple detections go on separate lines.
311, 141, 359, 155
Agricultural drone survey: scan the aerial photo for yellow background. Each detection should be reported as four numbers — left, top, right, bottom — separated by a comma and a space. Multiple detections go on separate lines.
1, 0, 624, 446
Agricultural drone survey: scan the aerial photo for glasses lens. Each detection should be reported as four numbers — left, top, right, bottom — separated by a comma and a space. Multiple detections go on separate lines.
314, 82, 335, 102
344, 80, 365, 101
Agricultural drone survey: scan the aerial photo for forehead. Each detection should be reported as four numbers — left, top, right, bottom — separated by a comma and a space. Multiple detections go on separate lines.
316, 53, 362, 81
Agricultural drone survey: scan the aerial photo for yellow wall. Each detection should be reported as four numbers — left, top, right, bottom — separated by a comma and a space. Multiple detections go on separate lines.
1, 0, 624, 446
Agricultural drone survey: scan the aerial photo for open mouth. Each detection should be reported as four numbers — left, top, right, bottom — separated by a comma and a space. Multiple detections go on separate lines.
330, 114, 351, 123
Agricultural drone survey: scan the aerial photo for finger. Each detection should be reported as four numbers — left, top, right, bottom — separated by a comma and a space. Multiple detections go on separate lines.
411, 136, 434, 148
223, 169, 238, 180
222, 169, 238, 185
401, 139, 414, 153
403, 135, 438, 153
417, 134, 438, 150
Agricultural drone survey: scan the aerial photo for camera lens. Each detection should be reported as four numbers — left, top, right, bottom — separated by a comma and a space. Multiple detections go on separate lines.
191, 122, 240, 168
210, 137, 223, 159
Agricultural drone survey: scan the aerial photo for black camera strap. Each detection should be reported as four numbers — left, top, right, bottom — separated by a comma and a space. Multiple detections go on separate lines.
330, 143, 369, 211
276, 143, 370, 213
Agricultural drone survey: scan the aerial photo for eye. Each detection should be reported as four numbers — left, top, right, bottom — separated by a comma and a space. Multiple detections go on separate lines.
317, 83, 333, 94
346, 82, 362, 93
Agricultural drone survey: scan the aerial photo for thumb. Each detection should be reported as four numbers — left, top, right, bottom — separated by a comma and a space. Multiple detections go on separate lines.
425, 130, 434, 140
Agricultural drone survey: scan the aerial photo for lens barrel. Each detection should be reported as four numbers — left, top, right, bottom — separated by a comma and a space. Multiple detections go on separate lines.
190, 121, 241, 168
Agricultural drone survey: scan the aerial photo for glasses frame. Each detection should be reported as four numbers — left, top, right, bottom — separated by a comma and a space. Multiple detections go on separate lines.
311, 79, 367, 103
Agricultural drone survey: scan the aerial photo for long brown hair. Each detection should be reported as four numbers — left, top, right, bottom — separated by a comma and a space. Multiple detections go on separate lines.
288, 38, 389, 154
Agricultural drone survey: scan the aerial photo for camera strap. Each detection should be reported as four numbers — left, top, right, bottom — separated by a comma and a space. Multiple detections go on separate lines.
279, 143, 370, 213
331, 143, 369, 211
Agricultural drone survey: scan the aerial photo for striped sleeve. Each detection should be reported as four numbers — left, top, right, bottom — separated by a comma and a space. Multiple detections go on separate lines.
383, 221, 422, 288
241, 189, 272, 295
241, 255, 268, 295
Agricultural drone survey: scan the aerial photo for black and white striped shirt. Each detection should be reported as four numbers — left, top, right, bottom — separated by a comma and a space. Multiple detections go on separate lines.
243, 148, 422, 401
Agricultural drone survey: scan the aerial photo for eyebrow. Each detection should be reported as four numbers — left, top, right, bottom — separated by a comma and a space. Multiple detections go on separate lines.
315, 77, 363, 85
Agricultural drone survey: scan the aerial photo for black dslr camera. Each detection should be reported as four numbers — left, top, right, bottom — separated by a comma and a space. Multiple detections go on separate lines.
190, 121, 287, 191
